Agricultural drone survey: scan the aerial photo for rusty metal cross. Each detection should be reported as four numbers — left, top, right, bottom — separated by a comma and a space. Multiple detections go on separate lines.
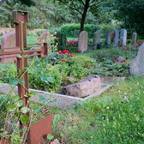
0, 10, 48, 134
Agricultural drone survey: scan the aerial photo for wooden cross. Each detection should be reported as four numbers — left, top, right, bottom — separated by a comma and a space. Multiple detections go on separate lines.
0, 10, 48, 137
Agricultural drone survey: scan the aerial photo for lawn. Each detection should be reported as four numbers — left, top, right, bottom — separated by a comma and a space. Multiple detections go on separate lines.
53, 76, 144, 144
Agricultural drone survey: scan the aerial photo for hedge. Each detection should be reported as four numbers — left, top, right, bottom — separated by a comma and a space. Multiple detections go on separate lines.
60, 23, 97, 38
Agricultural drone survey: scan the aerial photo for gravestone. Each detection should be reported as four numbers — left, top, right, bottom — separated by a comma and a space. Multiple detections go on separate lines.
0, 31, 17, 63
114, 29, 119, 48
55, 32, 67, 50
93, 30, 101, 49
1, 31, 16, 49
132, 32, 137, 48
130, 43, 144, 75
120, 29, 127, 48
78, 31, 88, 53
106, 31, 111, 48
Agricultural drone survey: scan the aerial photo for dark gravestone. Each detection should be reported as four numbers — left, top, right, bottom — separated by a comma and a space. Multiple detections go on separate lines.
106, 31, 111, 48
93, 30, 101, 49
114, 29, 119, 48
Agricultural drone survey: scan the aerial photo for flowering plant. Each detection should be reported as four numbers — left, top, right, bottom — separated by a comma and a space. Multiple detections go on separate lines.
57, 50, 74, 57
67, 40, 78, 46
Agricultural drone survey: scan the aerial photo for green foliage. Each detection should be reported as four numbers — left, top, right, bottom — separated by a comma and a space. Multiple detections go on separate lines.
85, 48, 137, 77
0, 64, 17, 84
56, 32, 67, 50
68, 56, 95, 79
54, 77, 144, 144
114, 0, 144, 34
60, 23, 97, 38
28, 58, 63, 92
0, 95, 12, 129
98, 23, 119, 34
0, 53, 95, 92
93, 60, 129, 77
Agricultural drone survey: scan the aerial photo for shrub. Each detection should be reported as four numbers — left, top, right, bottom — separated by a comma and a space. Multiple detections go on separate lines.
28, 59, 63, 92
60, 23, 97, 38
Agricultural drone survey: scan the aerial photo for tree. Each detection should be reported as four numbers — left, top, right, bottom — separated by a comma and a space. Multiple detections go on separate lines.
55, 0, 103, 32
0, 0, 35, 6
114, 0, 144, 34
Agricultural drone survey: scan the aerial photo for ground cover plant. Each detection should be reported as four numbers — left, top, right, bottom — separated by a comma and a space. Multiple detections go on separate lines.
83, 48, 137, 77
52, 76, 144, 144
0, 51, 95, 92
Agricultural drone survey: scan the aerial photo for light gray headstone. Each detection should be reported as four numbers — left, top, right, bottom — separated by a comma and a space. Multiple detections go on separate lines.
106, 31, 111, 48
1, 31, 16, 49
114, 29, 119, 48
93, 30, 101, 49
132, 32, 137, 47
130, 43, 144, 75
78, 31, 88, 53
120, 29, 127, 48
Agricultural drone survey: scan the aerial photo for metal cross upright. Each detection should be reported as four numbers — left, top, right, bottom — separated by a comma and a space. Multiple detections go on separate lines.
0, 11, 48, 133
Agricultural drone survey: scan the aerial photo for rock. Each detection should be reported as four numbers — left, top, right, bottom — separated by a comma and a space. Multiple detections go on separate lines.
63, 76, 101, 98
113, 56, 126, 64
130, 43, 144, 75
78, 31, 88, 53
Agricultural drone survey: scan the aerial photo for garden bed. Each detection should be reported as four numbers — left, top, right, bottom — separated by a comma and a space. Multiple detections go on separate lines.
0, 77, 124, 109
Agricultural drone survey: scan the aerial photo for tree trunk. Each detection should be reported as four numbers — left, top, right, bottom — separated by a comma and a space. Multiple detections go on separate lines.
80, 0, 90, 32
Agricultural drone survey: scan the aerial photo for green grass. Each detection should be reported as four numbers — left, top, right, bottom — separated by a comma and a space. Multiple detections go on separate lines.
53, 76, 144, 144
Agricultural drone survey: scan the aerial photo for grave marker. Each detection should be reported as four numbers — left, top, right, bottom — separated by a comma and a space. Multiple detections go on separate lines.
114, 29, 119, 48
132, 32, 137, 48
93, 30, 101, 49
0, 32, 17, 62
106, 31, 111, 48
78, 31, 88, 53
120, 29, 127, 48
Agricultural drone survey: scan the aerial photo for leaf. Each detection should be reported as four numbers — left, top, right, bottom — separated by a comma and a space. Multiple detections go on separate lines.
47, 134, 54, 141
16, 101, 24, 108
20, 115, 29, 125
21, 107, 30, 114
40, 76, 54, 84
7, 104, 16, 112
